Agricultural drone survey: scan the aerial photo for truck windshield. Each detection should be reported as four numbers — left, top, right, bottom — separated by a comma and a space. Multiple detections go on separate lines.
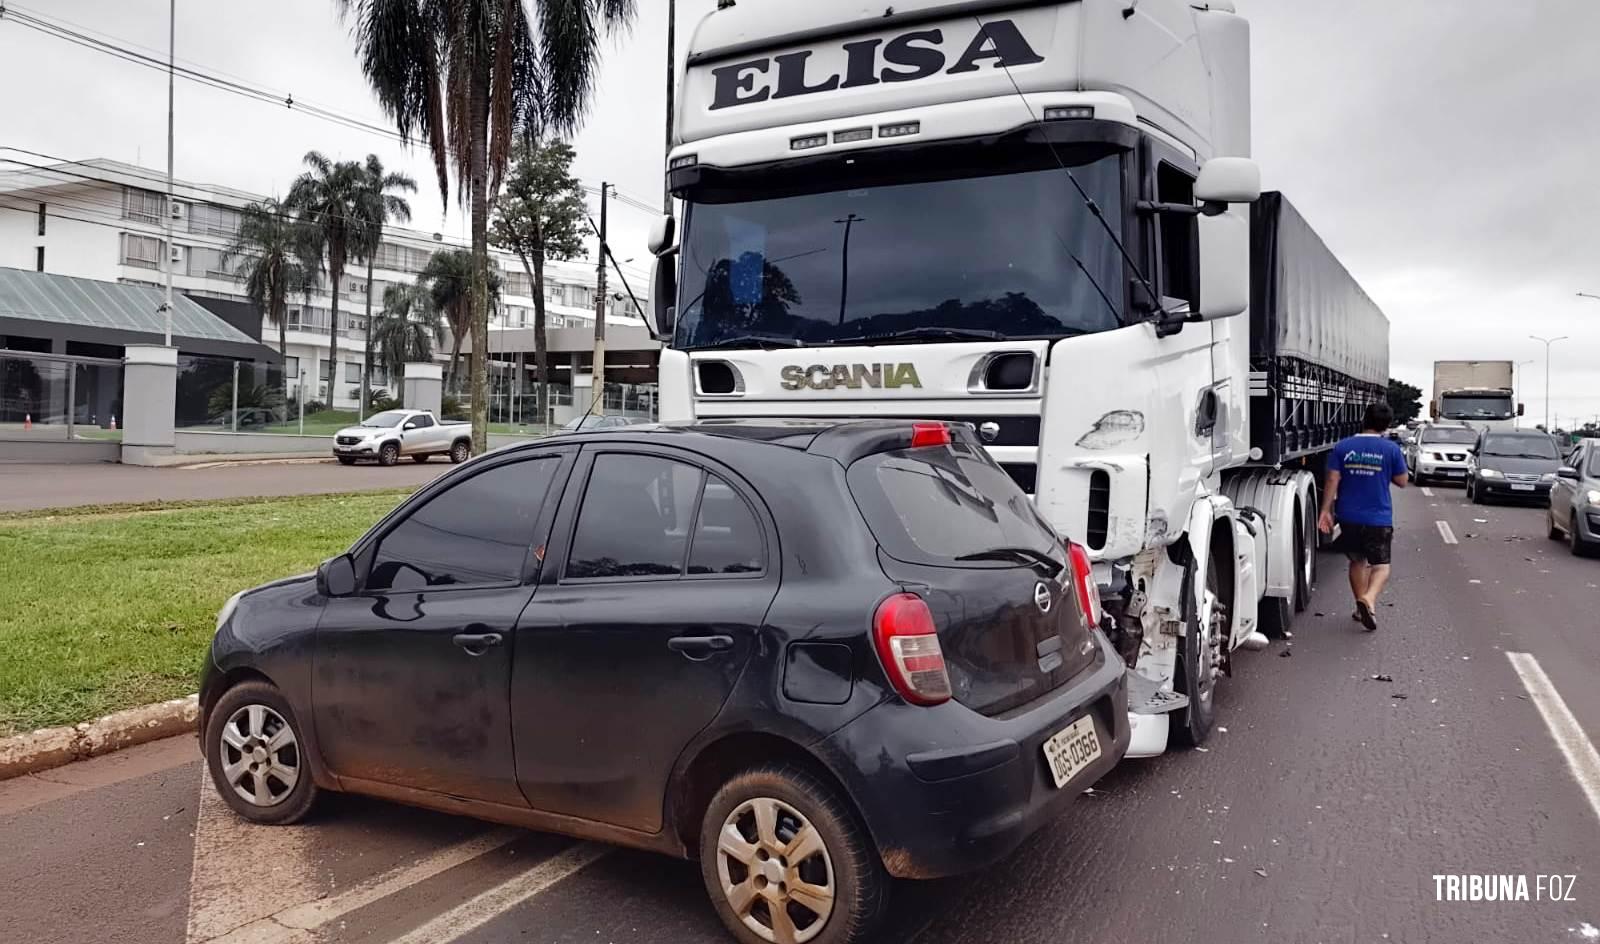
674, 155, 1125, 350
1440, 396, 1514, 419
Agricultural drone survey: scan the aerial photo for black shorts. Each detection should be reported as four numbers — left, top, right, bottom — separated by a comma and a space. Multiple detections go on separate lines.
1337, 523, 1394, 566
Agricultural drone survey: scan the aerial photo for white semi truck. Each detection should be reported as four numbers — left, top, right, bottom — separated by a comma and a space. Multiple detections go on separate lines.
647, 0, 1389, 757
1432, 360, 1521, 432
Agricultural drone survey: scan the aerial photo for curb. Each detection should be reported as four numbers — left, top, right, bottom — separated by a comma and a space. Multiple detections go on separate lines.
0, 694, 199, 782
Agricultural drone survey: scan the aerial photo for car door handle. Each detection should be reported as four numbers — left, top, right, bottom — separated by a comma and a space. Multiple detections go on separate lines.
667, 634, 735, 660
452, 632, 503, 655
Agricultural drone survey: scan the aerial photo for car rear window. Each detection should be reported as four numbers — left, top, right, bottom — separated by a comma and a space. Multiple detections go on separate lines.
847, 440, 1060, 565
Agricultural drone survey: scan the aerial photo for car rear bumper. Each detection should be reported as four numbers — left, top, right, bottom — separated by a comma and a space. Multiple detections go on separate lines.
822, 630, 1129, 880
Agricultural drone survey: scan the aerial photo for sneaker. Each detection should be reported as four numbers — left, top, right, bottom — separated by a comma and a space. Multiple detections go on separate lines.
1355, 600, 1378, 632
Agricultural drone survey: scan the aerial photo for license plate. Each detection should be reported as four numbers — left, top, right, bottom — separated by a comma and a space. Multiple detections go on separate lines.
1511, 483, 1535, 492
1440, 470, 1464, 476
1042, 715, 1102, 789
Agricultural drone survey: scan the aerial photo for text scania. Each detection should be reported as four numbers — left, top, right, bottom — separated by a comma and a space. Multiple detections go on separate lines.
780, 363, 924, 391
709, 20, 1045, 111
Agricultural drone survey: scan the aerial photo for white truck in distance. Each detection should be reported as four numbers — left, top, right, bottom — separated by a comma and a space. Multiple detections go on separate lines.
332, 410, 472, 466
647, 0, 1389, 757
1432, 360, 1521, 432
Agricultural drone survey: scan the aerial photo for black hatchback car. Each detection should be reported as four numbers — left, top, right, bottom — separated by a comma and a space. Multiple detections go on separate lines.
1467, 430, 1565, 504
199, 418, 1129, 944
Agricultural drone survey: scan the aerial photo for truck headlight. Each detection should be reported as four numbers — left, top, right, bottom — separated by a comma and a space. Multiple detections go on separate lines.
1480, 468, 1503, 478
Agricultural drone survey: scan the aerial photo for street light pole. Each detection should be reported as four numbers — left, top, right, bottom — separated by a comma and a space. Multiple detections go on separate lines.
162, 0, 175, 347
1529, 334, 1568, 432
663, 0, 676, 213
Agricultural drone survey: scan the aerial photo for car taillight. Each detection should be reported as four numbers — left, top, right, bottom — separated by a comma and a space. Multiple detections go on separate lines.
872, 593, 952, 706
1066, 541, 1102, 627
910, 422, 951, 448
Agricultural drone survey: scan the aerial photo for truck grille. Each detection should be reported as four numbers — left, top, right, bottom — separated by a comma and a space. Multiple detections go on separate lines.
337, 435, 362, 445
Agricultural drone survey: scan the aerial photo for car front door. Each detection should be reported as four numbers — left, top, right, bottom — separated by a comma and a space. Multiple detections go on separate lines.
511, 447, 779, 831
313, 447, 575, 806
400, 413, 434, 454
1552, 444, 1583, 522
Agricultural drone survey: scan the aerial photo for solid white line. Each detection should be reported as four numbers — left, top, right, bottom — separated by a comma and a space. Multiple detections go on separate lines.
1421, 487, 1435, 497
1507, 652, 1600, 826
390, 844, 608, 944
1436, 520, 1458, 545
205, 828, 522, 944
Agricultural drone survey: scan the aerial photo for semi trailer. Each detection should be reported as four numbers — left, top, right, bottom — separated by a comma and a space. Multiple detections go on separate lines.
647, 0, 1389, 758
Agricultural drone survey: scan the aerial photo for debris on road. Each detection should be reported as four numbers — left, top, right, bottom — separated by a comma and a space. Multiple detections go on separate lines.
1280, 648, 1293, 658
1254, 868, 1269, 878
1392, 693, 1408, 700
1371, 674, 1394, 682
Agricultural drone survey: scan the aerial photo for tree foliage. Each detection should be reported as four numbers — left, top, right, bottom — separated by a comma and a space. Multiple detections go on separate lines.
1387, 377, 1423, 426
287, 152, 369, 405
423, 249, 502, 388
353, 155, 417, 415
221, 198, 319, 382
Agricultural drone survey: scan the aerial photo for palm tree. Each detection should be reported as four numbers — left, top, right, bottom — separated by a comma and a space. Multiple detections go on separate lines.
370, 282, 442, 393
354, 155, 417, 417
221, 199, 318, 390
422, 248, 501, 389
334, 0, 637, 451
286, 152, 366, 407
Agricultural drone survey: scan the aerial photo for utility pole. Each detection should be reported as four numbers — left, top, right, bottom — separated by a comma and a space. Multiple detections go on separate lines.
1530, 334, 1568, 433
161, 0, 176, 347
663, 0, 677, 213
592, 183, 609, 416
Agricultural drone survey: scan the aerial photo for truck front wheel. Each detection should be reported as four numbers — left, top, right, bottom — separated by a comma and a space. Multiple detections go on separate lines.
1173, 557, 1222, 748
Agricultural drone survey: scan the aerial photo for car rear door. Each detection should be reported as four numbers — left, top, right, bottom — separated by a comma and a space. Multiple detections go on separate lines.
510, 445, 779, 831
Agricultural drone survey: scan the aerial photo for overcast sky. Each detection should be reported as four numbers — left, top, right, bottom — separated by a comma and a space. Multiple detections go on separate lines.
2, 0, 1596, 424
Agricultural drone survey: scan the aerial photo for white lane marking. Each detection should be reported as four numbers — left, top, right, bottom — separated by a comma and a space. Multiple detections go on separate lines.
1436, 520, 1459, 545
1507, 652, 1600, 826
1422, 487, 1435, 497
205, 828, 523, 943
390, 844, 608, 944
186, 772, 320, 944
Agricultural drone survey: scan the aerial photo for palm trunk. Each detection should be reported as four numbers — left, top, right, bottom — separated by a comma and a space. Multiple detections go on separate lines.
448, 325, 464, 395
328, 256, 343, 412
521, 253, 548, 427
361, 255, 375, 416
272, 280, 289, 412
468, 82, 491, 453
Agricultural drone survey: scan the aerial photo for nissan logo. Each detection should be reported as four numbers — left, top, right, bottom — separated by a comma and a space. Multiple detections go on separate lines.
1034, 582, 1052, 614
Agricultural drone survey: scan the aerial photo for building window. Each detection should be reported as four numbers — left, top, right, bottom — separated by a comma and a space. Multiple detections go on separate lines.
35, 247, 44, 272
345, 361, 362, 384
121, 233, 163, 269
503, 271, 532, 297
286, 307, 302, 329
187, 247, 240, 281
284, 356, 299, 379
123, 187, 165, 223
320, 359, 334, 382
187, 203, 241, 238
36, 203, 45, 237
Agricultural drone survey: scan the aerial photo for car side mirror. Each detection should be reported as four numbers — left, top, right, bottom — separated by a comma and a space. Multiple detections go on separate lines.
402, 422, 416, 431
651, 255, 677, 340
317, 554, 357, 597
1558, 466, 1580, 480
647, 215, 677, 256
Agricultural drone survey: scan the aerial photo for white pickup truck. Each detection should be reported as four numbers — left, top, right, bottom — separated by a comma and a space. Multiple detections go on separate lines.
332, 410, 472, 466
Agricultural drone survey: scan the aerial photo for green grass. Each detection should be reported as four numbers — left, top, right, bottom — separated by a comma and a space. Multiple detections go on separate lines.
0, 490, 414, 736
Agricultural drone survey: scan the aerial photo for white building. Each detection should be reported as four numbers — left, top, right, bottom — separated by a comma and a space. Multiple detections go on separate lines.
0, 158, 647, 409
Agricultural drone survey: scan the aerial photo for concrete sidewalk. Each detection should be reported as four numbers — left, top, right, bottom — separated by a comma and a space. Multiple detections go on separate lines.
0, 460, 450, 511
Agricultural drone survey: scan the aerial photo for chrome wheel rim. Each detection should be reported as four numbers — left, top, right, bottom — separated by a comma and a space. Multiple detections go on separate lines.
218, 704, 300, 807
715, 797, 835, 944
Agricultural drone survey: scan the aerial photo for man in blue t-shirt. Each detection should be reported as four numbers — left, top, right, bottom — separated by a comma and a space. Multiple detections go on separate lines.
1318, 402, 1409, 631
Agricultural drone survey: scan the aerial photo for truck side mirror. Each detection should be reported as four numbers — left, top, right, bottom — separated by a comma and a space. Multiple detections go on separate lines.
1429, 401, 1439, 419
647, 215, 677, 256
1196, 207, 1249, 320
1518, 403, 1526, 417
1195, 157, 1262, 206
650, 253, 678, 340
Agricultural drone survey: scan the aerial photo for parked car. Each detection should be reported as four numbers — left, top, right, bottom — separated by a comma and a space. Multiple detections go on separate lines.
561, 413, 636, 432
1467, 429, 1563, 505
1407, 422, 1478, 485
200, 419, 1130, 944
1548, 438, 1600, 556
332, 409, 471, 466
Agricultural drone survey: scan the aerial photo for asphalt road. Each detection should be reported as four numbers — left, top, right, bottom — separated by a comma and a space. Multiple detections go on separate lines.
0, 460, 452, 511
2, 485, 1597, 944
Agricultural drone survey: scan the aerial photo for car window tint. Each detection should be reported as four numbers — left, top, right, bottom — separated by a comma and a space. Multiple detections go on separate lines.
1588, 447, 1600, 478
567, 455, 704, 579
415, 415, 433, 428
688, 477, 764, 575
368, 457, 559, 591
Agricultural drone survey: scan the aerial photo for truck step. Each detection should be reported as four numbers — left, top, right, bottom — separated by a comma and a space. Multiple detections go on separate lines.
1125, 669, 1190, 715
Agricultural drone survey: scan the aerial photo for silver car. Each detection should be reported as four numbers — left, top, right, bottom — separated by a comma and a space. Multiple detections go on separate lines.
1407, 422, 1478, 486
1548, 439, 1600, 557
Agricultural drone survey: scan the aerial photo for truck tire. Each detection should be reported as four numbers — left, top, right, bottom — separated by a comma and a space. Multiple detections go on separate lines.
1172, 557, 1220, 748
700, 764, 888, 944
378, 442, 399, 467
449, 440, 471, 464
1293, 499, 1315, 613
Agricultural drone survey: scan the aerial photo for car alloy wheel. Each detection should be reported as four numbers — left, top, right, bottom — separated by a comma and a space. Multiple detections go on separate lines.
715, 797, 837, 944
217, 704, 300, 808
379, 442, 399, 466
450, 441, 470, 464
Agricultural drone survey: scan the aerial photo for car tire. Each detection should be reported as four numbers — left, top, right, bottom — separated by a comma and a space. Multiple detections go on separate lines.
336, 457, 356, 466
1549, 511, 1564, 541
700, 765, 888, 944
203, 680, 318, 826
1468, 479, 1482, 504
1172, 556, 1220, 748
412, 454, 430, 463
1572, 513, 1594, 558
378, 442, 399, 467
449, 440, 471, 464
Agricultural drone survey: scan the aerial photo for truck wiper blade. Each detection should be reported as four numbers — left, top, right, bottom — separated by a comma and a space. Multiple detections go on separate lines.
698, 334, 804, 350
833, 326, 1003, 345
953, 546, 1064, 577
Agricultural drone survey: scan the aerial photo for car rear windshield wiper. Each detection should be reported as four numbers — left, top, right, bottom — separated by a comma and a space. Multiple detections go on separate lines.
954, 545, 1064, 577
697, 334, 804, 350
832, 326, 1004, 345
